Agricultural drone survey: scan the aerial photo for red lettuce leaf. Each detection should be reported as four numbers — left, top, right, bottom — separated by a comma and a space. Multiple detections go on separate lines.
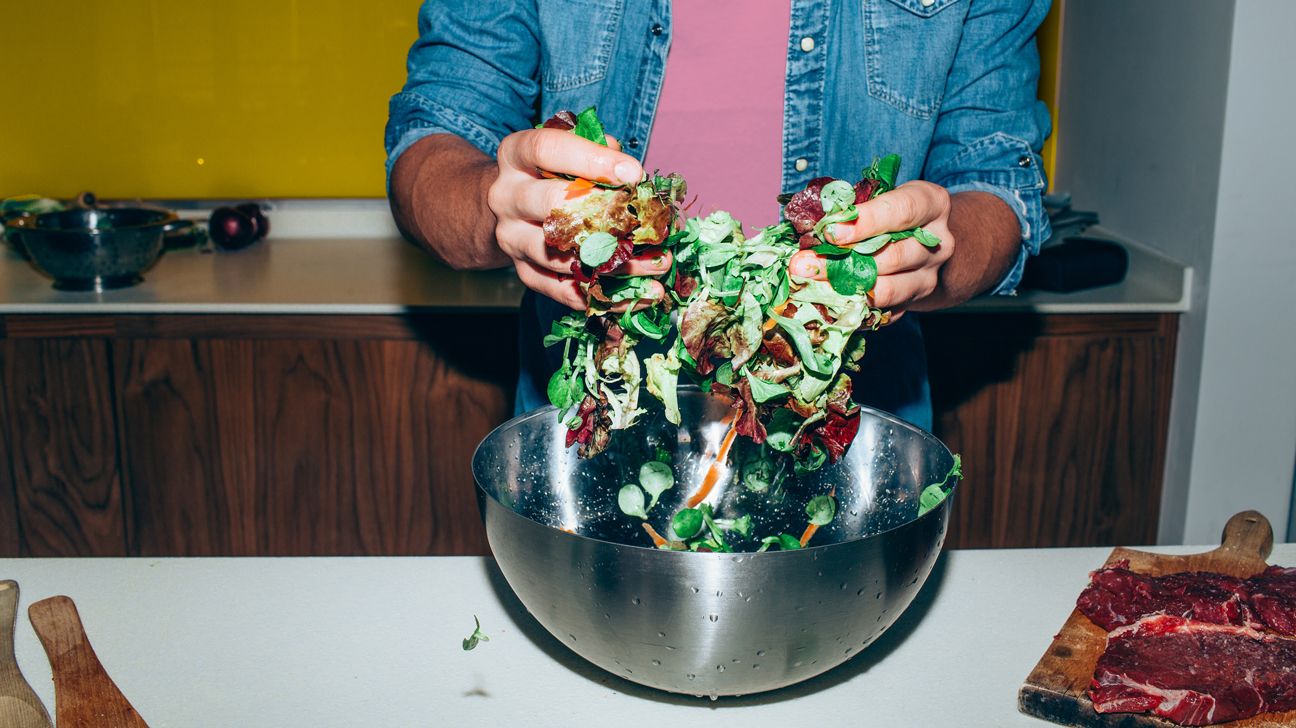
783, 176, 835, 234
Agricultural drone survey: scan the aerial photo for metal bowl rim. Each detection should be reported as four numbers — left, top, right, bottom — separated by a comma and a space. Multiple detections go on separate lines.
9, 207, 178, 234
473, 388, 959, 555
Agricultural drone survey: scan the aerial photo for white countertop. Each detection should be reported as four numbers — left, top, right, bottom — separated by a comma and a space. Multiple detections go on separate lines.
0, 200, 1189, 315
4, 544, 1285, 727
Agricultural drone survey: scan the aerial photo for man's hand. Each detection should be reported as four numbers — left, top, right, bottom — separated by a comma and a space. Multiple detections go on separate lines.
488, 129, 673, 310
784, 182, 1023, 314
788, 181, 954, 315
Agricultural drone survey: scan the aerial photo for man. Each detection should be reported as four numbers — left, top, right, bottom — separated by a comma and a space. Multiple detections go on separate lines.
386, 0, 1051, 431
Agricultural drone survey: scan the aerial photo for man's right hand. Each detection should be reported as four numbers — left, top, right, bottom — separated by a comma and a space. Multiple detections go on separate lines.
487, 128, 673, 310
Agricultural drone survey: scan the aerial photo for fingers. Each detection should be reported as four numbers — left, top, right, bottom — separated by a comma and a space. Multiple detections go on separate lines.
610, 247, 672, 277
506, 178, 579, 221
500, 129, 642, 186
828, 181, 949, 245
871, 235, 941, 275
495, 219, 575, 275
788, 249, 829, 280
870, 269, 938, 311
514, 259, 586, 310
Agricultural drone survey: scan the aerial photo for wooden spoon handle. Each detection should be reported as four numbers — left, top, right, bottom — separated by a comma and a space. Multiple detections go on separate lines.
1217, 510, 1274, 562
1, 581, 54, 728
28, 595, 149, 728
0, 579, 18, 662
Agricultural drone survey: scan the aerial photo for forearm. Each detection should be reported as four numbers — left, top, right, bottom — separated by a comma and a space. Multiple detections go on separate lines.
388, 133, 508, 270
924, 190, 1022, 310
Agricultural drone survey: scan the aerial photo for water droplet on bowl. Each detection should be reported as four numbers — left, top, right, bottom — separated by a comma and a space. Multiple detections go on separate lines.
632, 597, 641, 605
568, 633, 576, 641
716, 665, 726, 672
715, 590, 723, 597
687, 673, 696, 681
708, 694, 718, 702
875, 592, 882, 599
793, 660, 803, 667
691, 587, 700, 594
857, 588, 866, 596
657, 631, 667, 638
839, 582, 847, 590
651, 659, 661, 666
708, 613, 719, 622
756, 650, 766, 656
753, 664, 761, 669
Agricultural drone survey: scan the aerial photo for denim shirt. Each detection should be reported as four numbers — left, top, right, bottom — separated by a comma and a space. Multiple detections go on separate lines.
386, 0, 1052, 430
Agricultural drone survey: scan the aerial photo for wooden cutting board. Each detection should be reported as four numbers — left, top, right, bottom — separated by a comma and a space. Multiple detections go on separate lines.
28, 595, 149, 728
1019, 510, 1296, 728
1, 581, 53, 728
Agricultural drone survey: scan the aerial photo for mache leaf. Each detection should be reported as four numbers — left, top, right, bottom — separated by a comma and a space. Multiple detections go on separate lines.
826, 251, 878, 297
579, 231, 620, 268
618, 483, 649, 520
573, 106, 608, 146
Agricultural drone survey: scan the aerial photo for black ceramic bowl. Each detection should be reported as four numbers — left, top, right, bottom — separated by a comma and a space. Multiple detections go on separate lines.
7, 207, 174, 290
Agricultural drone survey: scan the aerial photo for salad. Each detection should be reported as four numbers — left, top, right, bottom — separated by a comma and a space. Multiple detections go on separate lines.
537, 108, 959, 550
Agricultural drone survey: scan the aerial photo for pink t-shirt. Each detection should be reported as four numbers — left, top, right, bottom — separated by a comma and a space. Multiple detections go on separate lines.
642, 1, 790, 233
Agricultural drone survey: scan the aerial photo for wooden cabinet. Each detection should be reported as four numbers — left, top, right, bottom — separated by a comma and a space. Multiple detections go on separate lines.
0, 311, 1176, 557
0, 315, 516, 557
922, 313, 1177, 549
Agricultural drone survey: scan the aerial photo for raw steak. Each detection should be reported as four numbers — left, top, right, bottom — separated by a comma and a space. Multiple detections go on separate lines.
1076, 561, 1250, 631
1089, 614, 1296, 725
1248, 566, 1296, 636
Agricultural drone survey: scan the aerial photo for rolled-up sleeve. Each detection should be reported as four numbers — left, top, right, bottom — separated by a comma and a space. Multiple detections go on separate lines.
384, 0, 541, 191
923, 0, 1053, 295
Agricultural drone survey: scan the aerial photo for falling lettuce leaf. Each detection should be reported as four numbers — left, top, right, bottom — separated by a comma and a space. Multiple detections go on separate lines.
462, 615, 490, 651
918, 454, 963, 517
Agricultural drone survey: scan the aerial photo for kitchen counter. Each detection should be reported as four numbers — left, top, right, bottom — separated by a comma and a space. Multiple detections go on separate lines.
3, 543, 1288, 727
0, 199, 1189, 314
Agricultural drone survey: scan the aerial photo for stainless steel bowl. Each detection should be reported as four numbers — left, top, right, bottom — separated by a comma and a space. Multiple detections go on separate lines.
7, 207, 174, 290
473, 388, 959, 697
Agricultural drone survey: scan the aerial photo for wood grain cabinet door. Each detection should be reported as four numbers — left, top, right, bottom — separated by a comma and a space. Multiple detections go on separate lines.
923, 313, 1177, 549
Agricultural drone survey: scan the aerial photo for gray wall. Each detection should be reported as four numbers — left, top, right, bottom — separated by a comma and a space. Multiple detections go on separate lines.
1054, 0, 1234, 544
1183, 0, 1296, 543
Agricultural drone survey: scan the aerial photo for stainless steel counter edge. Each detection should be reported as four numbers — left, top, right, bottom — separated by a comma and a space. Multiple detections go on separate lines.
0, 201, 1190, 315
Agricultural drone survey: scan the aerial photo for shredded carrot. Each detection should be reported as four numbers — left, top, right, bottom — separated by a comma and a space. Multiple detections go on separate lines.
761, 301, 791, 332
685, 422, 738, 508
797, 522, 819, 548
642, 523, 668, 548
799, 488, 837, 547
565, 177, 596, 199
559, 526, 575, 534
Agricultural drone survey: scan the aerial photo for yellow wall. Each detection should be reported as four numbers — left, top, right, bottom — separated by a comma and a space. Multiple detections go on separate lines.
1037, 0, 1064, 191
1, 1, 418, 199
3, 2, 1061, 200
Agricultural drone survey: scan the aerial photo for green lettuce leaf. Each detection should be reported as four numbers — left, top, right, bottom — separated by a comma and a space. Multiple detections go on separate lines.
644, 350, 682, 424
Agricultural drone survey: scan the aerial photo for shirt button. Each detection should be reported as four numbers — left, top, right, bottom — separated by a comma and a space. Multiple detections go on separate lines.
920, 0, 936, 6
627, 138, 640, 149
795, 158, 809, 172
650, 23, 664, 36
1017, 155, 1034, 168
800, 36, 815, 52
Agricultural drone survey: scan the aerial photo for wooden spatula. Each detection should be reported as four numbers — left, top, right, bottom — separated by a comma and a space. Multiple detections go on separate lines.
1, 580, 53, 728
28, 595, 149, 728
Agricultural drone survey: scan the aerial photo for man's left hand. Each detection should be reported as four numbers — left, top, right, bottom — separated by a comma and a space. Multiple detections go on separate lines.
789, 180, 954, 315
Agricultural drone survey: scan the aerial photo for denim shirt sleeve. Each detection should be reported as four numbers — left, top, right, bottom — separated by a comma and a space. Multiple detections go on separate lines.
383, 1, 540, 190
921, 0, 1053, 296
